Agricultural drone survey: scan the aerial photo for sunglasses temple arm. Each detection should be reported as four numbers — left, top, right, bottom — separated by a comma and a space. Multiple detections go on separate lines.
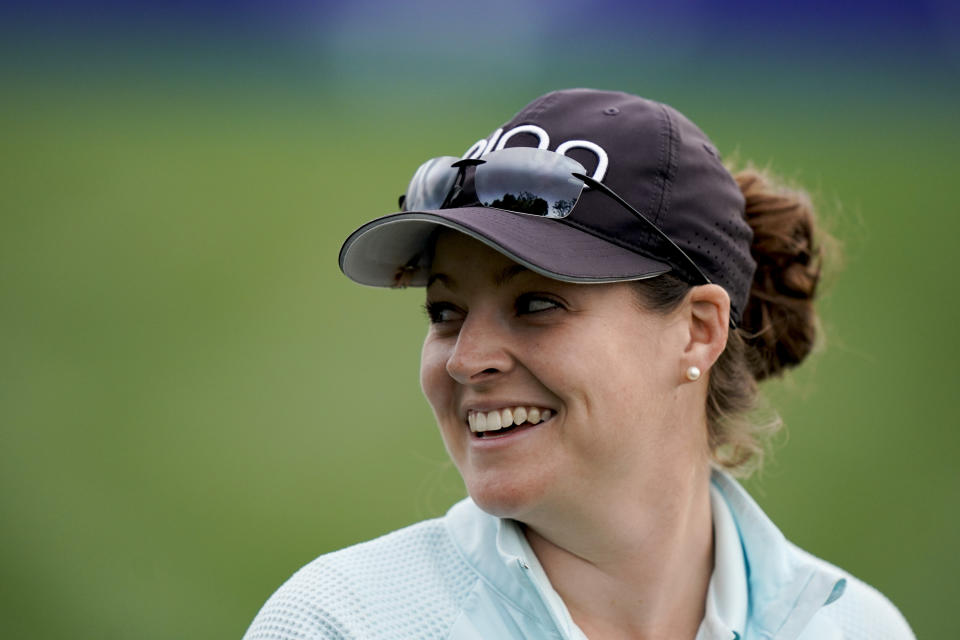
572, 173, 713, 286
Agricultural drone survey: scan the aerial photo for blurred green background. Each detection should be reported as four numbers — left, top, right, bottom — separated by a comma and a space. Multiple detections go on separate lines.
1, 1, 958, 638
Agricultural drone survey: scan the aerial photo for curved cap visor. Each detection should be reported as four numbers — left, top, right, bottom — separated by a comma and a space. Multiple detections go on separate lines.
338, 207, 673, 287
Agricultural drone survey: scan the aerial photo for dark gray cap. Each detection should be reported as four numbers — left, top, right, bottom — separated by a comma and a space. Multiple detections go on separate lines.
339, 88, 756, 322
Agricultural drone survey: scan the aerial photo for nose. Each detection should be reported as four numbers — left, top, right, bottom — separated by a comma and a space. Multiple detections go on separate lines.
445, 310, 514, 385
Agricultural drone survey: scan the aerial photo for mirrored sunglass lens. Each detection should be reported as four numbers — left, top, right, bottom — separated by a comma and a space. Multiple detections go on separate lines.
474, 148, 585, 218
403, 156, 460, 211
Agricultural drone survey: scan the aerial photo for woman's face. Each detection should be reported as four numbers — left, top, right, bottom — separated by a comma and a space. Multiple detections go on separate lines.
420, 231, 708, 521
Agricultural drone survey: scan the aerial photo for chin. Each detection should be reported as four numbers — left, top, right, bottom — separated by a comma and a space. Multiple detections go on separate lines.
464, 473, 547, 520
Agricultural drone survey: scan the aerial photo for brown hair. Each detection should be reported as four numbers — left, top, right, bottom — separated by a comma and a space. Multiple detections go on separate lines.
634, 166, 830, 475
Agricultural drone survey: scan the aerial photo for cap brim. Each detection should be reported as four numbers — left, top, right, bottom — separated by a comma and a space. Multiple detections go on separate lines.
338, 207, 672, 287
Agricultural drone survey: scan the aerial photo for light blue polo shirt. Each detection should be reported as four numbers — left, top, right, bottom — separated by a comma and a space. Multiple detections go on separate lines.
243, 470, 915, 639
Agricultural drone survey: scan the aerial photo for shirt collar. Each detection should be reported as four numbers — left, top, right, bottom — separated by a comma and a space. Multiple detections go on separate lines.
696, 482, 749, 640
495, 483, 749, 640
710, 470, 847, 639
497, 519, 589, 639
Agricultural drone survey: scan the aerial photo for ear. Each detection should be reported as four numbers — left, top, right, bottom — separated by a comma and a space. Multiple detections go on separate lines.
682, 284, 730, 374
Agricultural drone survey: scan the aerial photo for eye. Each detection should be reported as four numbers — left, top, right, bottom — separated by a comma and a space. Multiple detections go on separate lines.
424, 301, 463, 324
516, 293, 564, 315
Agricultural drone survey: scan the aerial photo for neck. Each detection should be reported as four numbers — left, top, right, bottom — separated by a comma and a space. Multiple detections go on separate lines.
523, 464, 714, 640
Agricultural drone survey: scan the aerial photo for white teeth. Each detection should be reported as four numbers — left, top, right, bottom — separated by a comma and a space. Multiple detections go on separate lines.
467, 406, 554, 433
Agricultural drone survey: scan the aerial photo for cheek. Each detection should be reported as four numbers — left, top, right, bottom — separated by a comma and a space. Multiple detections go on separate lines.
559, 332, 671, 433
419, 338, 451, 417
420, 339, 467, 467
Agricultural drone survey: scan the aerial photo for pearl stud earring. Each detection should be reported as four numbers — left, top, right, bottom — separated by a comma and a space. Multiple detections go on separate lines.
685, 366, 701, 382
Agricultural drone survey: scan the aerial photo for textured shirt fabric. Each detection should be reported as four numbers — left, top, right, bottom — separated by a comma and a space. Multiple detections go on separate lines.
243, 471, 915, 640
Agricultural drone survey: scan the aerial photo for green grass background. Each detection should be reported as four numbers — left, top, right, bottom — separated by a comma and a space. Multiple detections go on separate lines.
1, 52, 958, 638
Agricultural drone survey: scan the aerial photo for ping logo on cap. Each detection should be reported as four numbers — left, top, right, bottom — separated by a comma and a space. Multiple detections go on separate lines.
462, 125, 609, 183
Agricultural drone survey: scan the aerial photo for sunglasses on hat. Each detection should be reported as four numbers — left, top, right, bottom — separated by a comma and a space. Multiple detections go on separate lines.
398, 147, 711, 287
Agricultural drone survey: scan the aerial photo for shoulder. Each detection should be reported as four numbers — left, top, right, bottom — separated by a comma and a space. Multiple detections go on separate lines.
790, 543, 916, 640
243, 515, 480, 640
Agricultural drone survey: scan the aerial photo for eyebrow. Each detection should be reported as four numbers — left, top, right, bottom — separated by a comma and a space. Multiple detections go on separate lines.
495, 264, 531, 286
426, 264, 532, 290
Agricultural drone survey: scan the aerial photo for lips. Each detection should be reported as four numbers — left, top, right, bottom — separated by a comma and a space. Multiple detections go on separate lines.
466, 405, 554, 436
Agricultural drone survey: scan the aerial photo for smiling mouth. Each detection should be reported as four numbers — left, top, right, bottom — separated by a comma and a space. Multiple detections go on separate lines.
466, 406, 554, 438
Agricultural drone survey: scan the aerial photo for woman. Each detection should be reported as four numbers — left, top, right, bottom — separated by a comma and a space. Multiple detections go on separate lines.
244, 89, 914, 639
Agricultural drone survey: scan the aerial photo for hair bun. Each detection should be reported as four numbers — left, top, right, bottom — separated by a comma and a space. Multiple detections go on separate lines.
735, 168, 823, 381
